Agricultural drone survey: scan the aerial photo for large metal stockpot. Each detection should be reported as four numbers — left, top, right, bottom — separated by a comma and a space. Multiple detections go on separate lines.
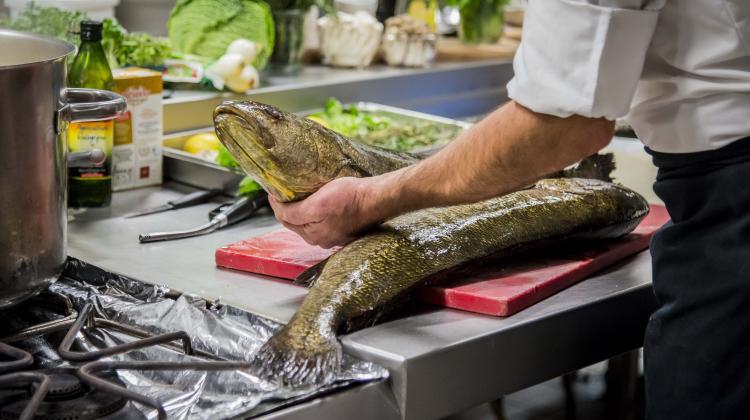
0, 30, 125, 309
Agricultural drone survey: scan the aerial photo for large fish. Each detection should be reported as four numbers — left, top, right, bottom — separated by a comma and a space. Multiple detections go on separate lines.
214, 101, 650, 386
214, 101, 417, 202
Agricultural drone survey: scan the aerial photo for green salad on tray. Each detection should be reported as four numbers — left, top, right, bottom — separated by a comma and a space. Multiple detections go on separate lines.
307, 99, 464, 152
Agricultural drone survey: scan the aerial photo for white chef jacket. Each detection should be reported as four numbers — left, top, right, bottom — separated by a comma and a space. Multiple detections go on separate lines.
507, 0, 750, 153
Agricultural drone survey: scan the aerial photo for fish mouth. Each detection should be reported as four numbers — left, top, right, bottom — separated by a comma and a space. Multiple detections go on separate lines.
214, 112, 299, 201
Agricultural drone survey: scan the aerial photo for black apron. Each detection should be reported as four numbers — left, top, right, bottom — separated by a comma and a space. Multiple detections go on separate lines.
645, 136, 750, 419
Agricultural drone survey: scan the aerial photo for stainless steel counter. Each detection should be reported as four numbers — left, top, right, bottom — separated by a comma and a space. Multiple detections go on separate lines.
66, 59, 657, 419
68, 183, 658, 420
163, 60, 513, 133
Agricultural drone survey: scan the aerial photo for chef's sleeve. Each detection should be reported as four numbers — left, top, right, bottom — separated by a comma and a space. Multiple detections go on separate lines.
506, 0, 666, 120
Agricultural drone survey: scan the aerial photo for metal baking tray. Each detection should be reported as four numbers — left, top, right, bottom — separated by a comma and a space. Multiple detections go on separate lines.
163, 128, 245, 195
162, 103, 472, 193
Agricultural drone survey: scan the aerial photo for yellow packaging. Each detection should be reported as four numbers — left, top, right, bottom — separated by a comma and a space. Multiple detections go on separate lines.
111, 67, 163, 191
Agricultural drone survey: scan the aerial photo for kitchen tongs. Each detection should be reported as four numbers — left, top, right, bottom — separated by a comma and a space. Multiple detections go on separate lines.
138, 191, 268, 243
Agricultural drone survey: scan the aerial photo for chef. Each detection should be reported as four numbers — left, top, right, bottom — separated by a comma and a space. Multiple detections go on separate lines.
270, 1, 750, 418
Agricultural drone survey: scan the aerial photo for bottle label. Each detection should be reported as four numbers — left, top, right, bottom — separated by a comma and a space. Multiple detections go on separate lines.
68, 121, 113, 180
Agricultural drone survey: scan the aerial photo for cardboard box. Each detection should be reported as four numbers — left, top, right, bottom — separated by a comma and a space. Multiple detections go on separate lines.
112, 67, 163, 191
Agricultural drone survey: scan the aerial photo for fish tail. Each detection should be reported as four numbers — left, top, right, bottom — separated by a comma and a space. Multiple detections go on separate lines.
252, 327, 342, 386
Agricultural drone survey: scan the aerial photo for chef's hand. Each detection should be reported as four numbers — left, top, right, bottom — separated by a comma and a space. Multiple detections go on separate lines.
269, 177, 381, 249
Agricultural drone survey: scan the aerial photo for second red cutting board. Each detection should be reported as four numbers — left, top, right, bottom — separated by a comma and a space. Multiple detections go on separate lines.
216, 205, 669, 316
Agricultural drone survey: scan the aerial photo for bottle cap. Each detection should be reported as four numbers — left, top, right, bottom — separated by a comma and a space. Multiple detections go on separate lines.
79, 21, 103, 42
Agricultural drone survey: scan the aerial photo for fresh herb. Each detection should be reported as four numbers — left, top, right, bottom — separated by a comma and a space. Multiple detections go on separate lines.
101, 19, 171, 68
444, 0, 510, 43
308, 98, 464, 152
0, 5, 170, 68
0, 4, 86, 45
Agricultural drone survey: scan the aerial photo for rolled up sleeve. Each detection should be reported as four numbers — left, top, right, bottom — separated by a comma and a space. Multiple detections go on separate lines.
507, 0, 665, 120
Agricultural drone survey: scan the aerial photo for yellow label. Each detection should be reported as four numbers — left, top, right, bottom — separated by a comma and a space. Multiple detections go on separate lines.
68, 121, 114, 153
113, 67, 163, 94
114, 111, 133, 146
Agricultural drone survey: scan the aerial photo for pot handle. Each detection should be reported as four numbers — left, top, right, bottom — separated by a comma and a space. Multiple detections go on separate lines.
57, 88, 126, 133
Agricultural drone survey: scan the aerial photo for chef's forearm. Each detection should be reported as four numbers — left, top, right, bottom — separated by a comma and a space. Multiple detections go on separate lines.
361, 101, 614, 220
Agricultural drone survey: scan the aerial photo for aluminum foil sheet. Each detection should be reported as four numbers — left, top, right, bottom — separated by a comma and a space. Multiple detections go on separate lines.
47, 258, 388, 419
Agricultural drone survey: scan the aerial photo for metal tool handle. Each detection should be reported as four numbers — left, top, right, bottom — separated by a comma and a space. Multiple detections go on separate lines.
138, 194, 267, 243
67, 150, 106, 167
168, 189, 222, 209
209, 192, 269, 224
57, 88, 126, 133
138, 220, 221, 243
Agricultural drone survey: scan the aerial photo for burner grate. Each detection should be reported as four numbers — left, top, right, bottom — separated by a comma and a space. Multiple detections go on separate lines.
0, 370, 50, 420
1, 301, 253, 420
0, 342, 33, 374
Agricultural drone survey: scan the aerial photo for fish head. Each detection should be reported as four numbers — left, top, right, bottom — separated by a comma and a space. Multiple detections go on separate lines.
214, 101, 350, 202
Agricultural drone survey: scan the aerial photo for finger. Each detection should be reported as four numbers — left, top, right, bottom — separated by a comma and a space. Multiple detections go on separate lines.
300, 223, 347, 249
281, 222, 326, 249
274, 199, 322, 226
281, 221, 306, 237
268, 197, 286, 222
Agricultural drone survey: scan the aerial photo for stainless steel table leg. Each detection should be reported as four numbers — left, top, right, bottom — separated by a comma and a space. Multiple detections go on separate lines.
605, 350, 640, 420
489, 397, 507, 420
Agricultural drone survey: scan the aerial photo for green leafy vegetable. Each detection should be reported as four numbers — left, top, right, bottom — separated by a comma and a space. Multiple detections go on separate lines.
0, 4, 85, 45
0, 5, 170, 68
216, 144, 241, 170
238, 176, 264, 196
101, 19, 171, 68
214, 146, 263, 197
168, 0, 275, 69
308, 98, 464, 152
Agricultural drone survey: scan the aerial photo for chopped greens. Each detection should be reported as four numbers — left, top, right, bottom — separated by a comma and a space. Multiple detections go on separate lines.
307, 98, 463, 152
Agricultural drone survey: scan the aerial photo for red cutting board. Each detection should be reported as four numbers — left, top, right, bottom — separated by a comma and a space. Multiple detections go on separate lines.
216, 205, 669, 316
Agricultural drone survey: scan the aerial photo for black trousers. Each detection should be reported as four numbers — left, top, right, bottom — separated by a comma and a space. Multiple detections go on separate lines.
645, 137, 750, 419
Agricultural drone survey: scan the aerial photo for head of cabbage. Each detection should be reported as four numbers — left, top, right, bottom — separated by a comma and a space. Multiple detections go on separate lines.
168, 0, 275, 69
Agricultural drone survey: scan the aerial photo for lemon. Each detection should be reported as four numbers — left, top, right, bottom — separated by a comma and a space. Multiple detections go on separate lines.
184, 132, 220, 155
306, 115, 330, 128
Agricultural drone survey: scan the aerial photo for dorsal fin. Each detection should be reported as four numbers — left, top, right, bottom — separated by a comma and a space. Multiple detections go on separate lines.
555, 153, 616, 182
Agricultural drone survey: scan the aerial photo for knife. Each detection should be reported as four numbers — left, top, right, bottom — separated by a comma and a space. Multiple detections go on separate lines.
138, 191, 269, 243
124, 189, 223, 219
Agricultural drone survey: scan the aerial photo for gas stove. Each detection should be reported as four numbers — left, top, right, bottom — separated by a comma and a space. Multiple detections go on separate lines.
0, 259, 387, 420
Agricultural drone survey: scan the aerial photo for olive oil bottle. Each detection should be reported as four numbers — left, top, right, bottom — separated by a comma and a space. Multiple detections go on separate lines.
67, 21, 115, 207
